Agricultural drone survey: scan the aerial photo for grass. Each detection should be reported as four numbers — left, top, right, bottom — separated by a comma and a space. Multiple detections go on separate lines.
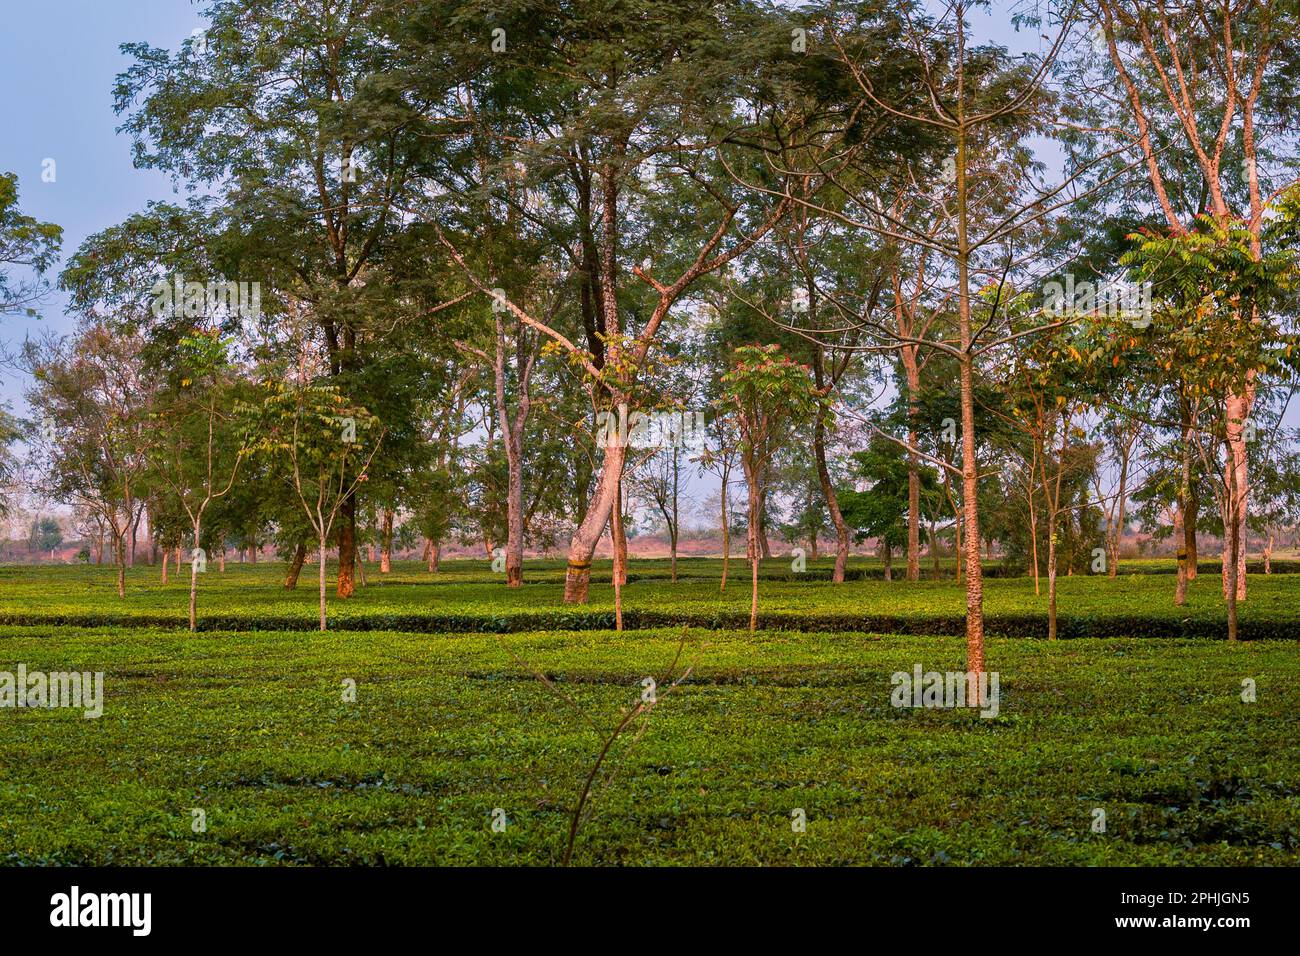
1, 558, 1296, 865
1, 621, 1298, 865
0, 558, 1296, 639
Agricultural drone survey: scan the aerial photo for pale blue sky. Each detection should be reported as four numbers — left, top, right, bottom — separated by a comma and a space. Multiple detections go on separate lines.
0, 0, 202, 404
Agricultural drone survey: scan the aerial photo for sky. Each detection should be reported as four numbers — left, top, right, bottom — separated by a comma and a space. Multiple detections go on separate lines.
0, 0, 204, 406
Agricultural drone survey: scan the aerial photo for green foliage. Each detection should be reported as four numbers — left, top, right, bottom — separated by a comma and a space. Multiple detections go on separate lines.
0, 172, 62, 314
1, 615, 1296, 865
2, 559, 1299, 640
838, 435, 939, 550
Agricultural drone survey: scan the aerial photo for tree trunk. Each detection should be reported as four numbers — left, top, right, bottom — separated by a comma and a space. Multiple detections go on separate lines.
1224, 392, 1249, 602
612, 479, 627, 587
1047, 514, 1058, 640
336, 492, 356, 598
882, 541, 893, 582
813, 410, 849, 583
1027, 463, 1040, 596
285, 541, 307, 589
504, 424, 525, 587
428, 539, 440, 573
115, 533, 127, 598
1264, 533, 1273, 574
744, 458, 762, 633
930, 519, 941, 580
1108, 443, 1129, 578
670, 453, 679, 583
956, 116, 985, 680
161, 548, 169, 584
564, 440, 626, 603
128, 505, 139, 567
1175, 414, 1192, 606
380, 507, 394, 574
719, 463, 730, 592
318, 539, 328, 632
189, 526, 200, 633
1225, 439, 1242, 642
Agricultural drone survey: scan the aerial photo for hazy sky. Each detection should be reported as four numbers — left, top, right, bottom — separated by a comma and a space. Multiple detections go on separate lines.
0, 0, 202, 406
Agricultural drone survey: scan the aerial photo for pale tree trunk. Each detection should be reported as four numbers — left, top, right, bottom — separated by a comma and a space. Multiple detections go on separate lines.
612, 474, 625, 630
612, 480, 627, 587
1027, 449, 1041, 596
1264, 532, 1273, 574
1222, 393, 1250, 603
1174, 501, 1189, 607
670, 453, 679, 583
1175, 415, 1192, 606
564, 441, 626, 603
813, 409, 849, 583
161, 549, 169, 584
719, 462, 731, 592
747, 469, 761, 633
188, 525, 200, 633
1225, 441, 1242, 643
904, 354, 922, 581
565, 163, 626, 605
1045, 421, 1066, 639
1047, 506, 1059, 641
495, 319, 530, 589
128, 501, 139, 567
380, 507, 394, 574
1180, 396, 1199, 582
1108, 436, 1131, 578
428, 540, 440, 573
114, 528, 127, 598
318, 539, 328, 632
948, 481, 963, 585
